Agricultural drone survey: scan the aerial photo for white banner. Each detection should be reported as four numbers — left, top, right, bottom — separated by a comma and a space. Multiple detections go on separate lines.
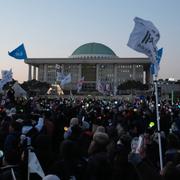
1, 69, 13, 83
28, 151, 45, 178
0, 69, 13, 91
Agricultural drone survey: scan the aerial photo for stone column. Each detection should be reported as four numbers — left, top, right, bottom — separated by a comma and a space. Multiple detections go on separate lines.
78, 64, 82, 80
132, 65, 136, 80
33, 66, 36, 80
113, 64, 117, 95
145, 65, 151, 84
114, 64, 117, 86
96, 64, 99, 84
28, 65, 32, 81
37, 66, 39, 81
143, 70, 146, 84
43, 64, 47, 82
61, 64, 64, 75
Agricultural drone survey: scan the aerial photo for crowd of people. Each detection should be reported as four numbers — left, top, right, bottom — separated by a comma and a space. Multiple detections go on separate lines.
0, 88, 180, 180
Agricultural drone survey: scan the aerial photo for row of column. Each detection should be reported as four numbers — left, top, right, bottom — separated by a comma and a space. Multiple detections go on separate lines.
28, 64, 151, 84
95, 64, 151, 83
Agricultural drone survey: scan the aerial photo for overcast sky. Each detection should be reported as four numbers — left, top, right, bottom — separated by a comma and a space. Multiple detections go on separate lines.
0, 0, 180, 82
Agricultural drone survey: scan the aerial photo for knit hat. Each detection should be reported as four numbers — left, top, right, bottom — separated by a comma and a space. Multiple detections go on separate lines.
43, 174, 60, 180
93, 132, 109, 146
95, 126, 105, 133
70, 117, 79, 127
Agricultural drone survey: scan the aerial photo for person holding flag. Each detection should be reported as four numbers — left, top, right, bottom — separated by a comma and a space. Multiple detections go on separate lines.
127, 17, 163, 170
77, 76, 85, 93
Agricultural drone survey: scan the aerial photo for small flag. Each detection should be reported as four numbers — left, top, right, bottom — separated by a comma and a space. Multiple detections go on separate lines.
151, 48, 163, 75
77, 76, 85, 92
8, 43, 27, 59
96, 80, 104, 94
60, 73, 71, 86
55, 64, 61, 70
28, 151, 45, 178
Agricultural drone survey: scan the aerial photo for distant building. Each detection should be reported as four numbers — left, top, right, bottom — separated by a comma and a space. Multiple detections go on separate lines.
158, 80, 180, 100
25, 42, 152, 93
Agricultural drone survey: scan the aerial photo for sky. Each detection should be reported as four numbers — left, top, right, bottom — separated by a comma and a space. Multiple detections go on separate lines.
0, 0, 180, 83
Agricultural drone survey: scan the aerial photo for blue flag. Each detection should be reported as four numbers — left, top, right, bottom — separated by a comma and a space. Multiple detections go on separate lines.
8, 43, 27, 59
151, 48, 163, 75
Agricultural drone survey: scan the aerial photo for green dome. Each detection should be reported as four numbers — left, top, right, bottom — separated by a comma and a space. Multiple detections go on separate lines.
71, 42, 116, 57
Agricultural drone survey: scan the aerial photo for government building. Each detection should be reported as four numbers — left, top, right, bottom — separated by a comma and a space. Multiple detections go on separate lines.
24, 42, 152, 94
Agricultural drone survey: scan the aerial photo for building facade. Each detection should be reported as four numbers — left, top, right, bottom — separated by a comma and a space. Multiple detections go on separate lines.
25, 42, 152, 93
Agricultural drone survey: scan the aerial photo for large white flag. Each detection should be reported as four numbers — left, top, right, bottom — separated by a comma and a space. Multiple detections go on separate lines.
127, 17, 160, 63
28, 151, 45, 178
61, 73, 71, 86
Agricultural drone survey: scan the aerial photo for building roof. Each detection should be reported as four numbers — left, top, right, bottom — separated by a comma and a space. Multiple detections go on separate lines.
71, 42, 117, 58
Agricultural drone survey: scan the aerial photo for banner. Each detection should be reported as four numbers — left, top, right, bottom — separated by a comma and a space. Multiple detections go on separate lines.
28, 151, 45, 178
127, 17, 160, 63
0, 69, 13, 91
8, 43, 27, 59
1, 69, 13, 83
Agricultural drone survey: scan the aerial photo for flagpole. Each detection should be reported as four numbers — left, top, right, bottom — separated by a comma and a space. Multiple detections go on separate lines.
171, 90, 174, 105
27, 137, 31, 180
154, 74, 163, 170
127, 16, 163, 171
27, 148, 30, 180
11, 168, 17, 180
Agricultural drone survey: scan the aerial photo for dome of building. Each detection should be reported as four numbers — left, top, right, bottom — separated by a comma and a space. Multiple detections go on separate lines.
71, 42, 117, 58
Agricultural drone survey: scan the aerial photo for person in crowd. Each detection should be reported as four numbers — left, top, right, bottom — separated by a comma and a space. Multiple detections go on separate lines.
0, 94, 180, 179
50, 139, 86, 180
86, 132, 111, 180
